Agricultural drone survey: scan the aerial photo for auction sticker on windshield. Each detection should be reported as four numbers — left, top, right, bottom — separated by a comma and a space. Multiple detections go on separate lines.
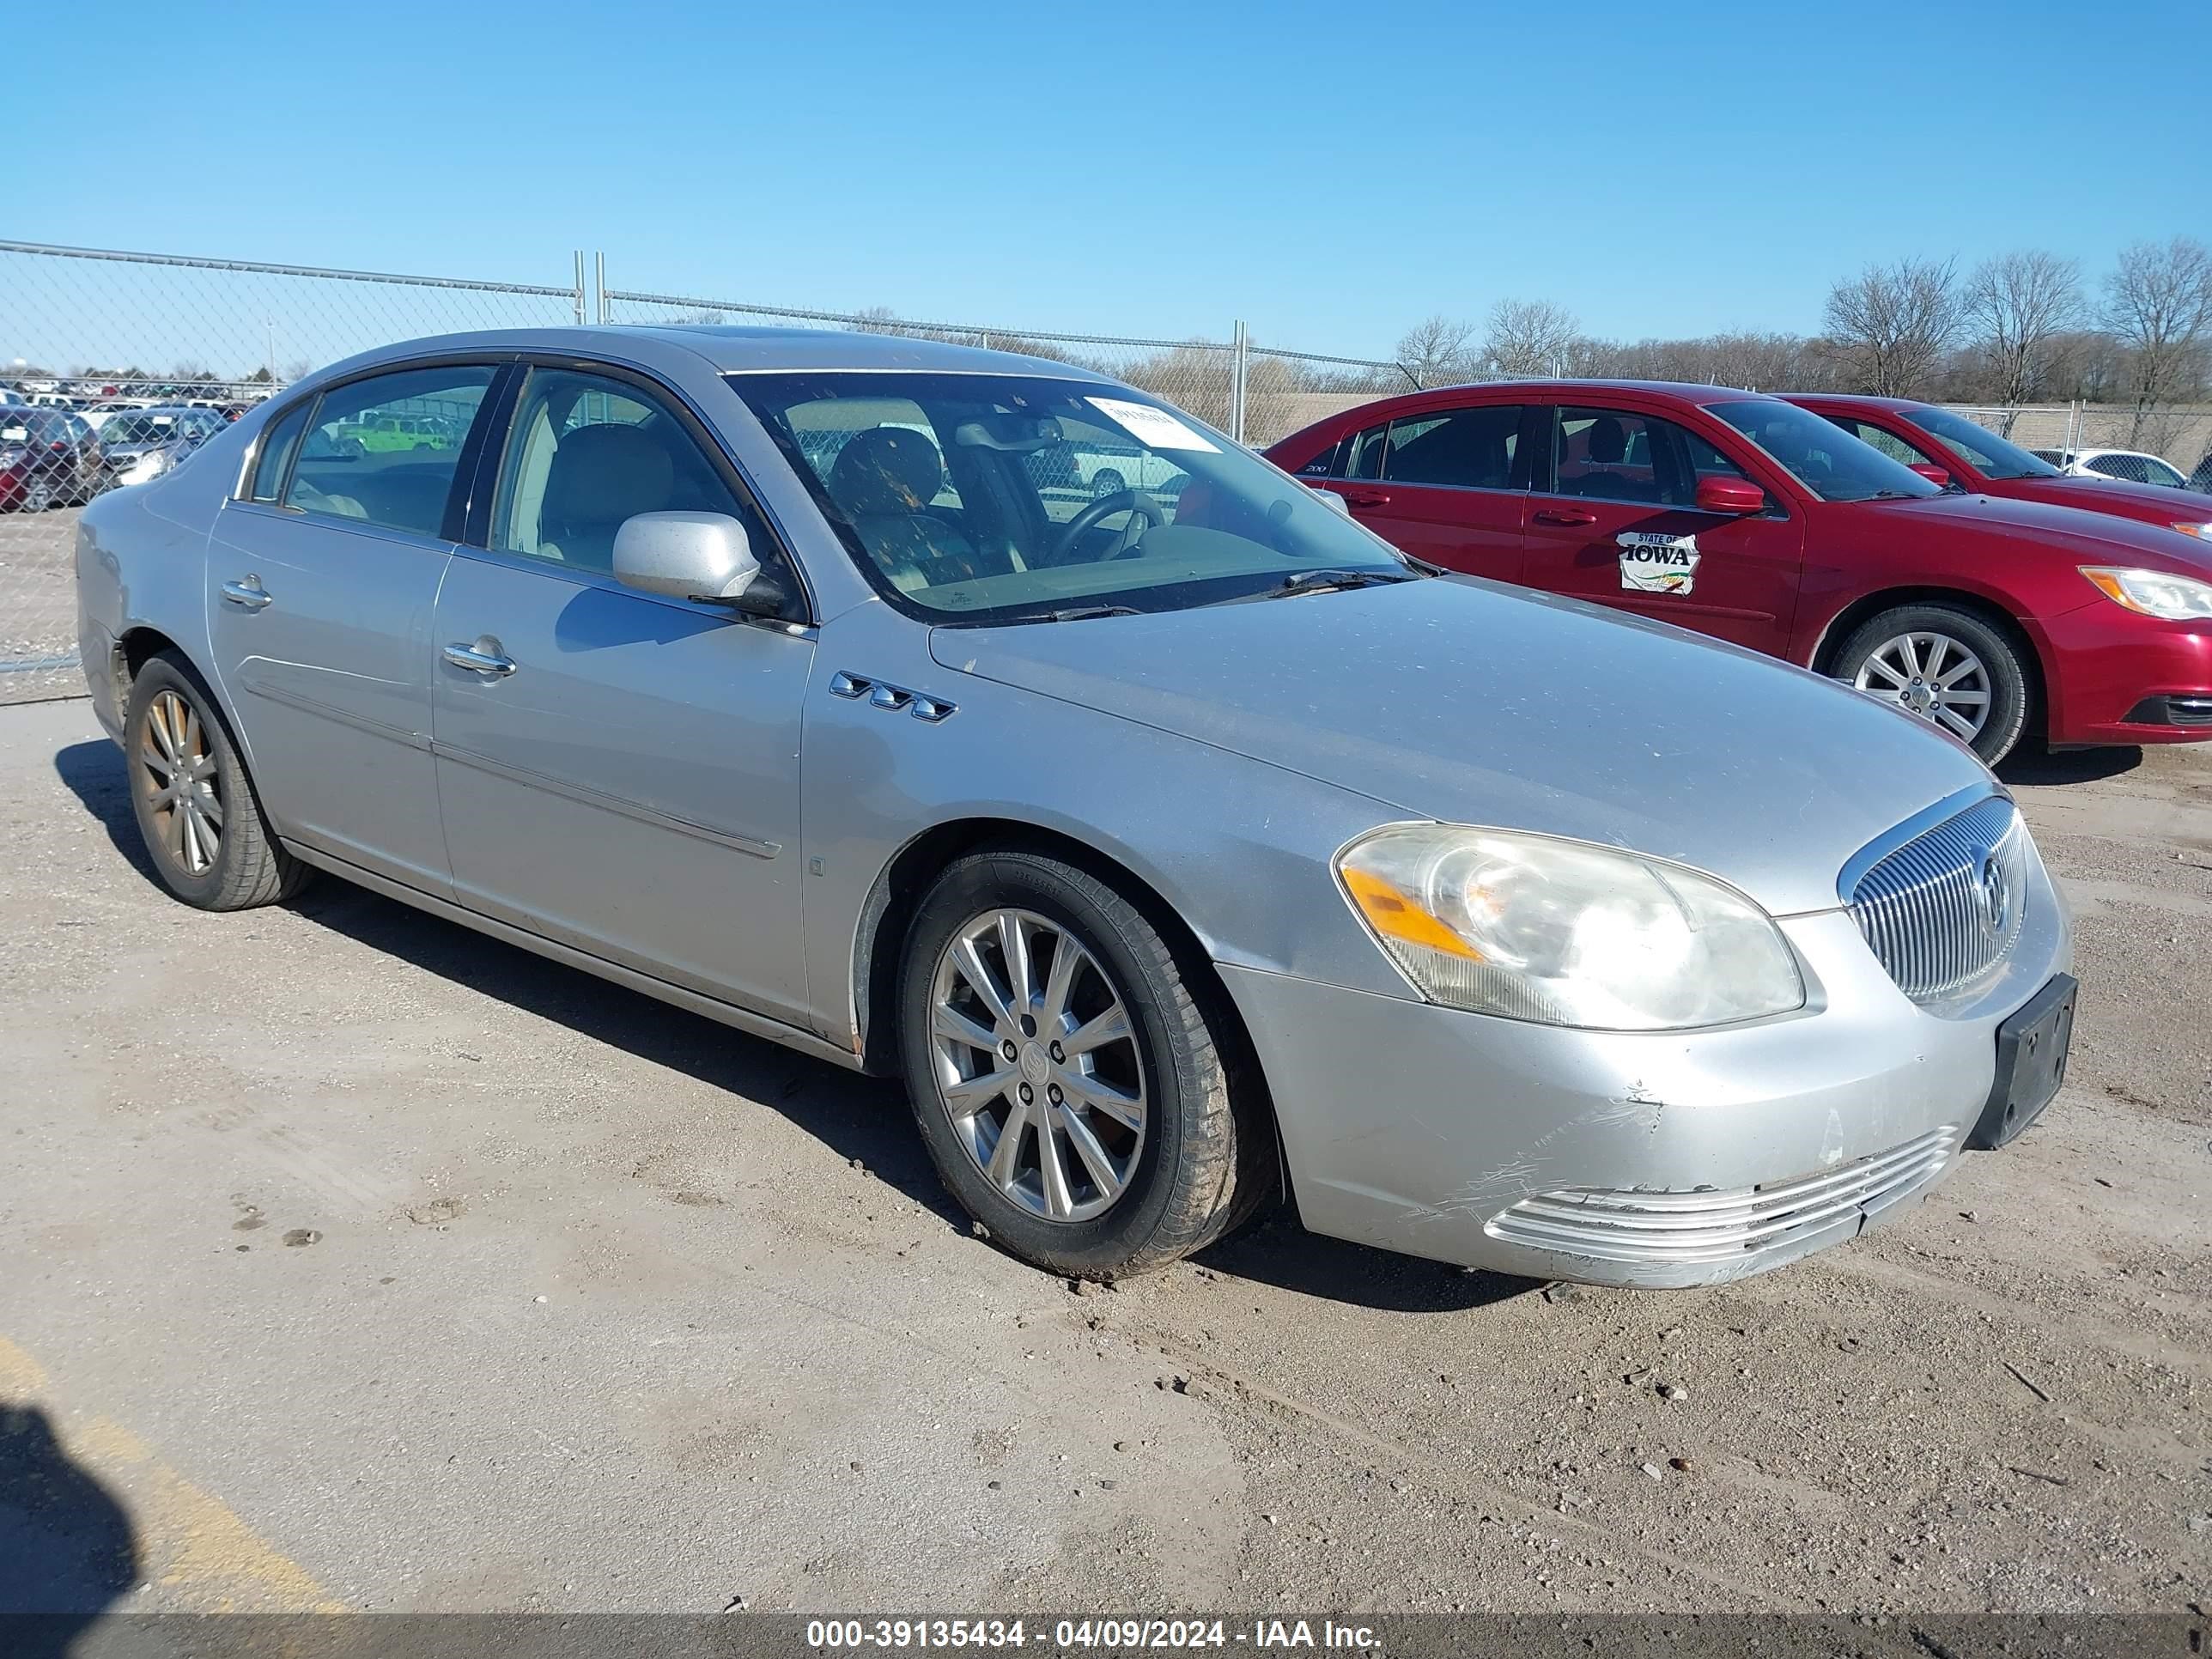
1618, 532, 1700, 594
1086, 398, 1220, 453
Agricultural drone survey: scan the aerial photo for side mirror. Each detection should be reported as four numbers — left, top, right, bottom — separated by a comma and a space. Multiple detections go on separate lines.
1908, 463, 1952, 487
1306, 483, 1352, 517
1694, 476, 1766, 515
613, 510, 786, 617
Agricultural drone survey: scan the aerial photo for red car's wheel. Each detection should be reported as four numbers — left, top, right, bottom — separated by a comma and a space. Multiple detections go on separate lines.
1835, 604, 2031, 765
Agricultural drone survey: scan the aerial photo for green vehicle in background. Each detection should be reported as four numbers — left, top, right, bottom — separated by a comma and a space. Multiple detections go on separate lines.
335, 411, 461, 454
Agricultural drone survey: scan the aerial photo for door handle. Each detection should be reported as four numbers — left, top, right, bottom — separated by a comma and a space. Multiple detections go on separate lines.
220, 575, 273, 611
1533, 507, 1599, 526
1340, 490, 1391, 507
442, 637, 517, 678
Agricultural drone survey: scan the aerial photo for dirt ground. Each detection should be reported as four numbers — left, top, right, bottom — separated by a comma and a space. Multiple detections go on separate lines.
0, 502, 82, 702
1, 697, 2207, 1620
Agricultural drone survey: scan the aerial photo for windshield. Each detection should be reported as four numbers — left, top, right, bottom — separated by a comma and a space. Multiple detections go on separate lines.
103, 415, 178, 446
1903, 407, 2060, 480
730, 372, 1413, 622
1712, 401, 1941, 503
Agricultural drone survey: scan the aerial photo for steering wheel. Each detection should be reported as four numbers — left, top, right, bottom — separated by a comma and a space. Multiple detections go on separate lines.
1045, 489, 1164, 568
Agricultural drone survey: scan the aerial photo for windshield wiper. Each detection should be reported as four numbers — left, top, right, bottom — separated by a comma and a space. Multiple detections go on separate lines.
1013, 603, 1146, 624
1246, 568, 1416, 602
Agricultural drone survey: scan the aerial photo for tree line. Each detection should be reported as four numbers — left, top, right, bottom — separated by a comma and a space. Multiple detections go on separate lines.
1396, 235, 2212, 448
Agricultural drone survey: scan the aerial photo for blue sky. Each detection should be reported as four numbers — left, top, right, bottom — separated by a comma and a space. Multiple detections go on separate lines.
10, 0, 2211, 362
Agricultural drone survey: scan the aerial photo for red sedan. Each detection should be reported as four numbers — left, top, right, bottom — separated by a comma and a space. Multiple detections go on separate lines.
1264, 381, 2212, 763
1785, 393, 2212, 542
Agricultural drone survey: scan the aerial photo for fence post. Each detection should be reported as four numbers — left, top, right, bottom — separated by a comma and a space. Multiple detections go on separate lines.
572, 252, 586, 325
1231, 319, 1249, 445
595, 252, 608, 324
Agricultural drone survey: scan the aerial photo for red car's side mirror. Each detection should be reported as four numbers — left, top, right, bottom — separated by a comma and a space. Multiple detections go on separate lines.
1694, 476, 1766, 515
1909, 463, 1952, 487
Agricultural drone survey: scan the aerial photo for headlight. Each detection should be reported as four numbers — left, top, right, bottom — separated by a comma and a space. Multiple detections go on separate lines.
1335, 823, 1805, 1030
123, 448, 173, 485
2080, 564, 2212, 620
2169, 521, 2212, 540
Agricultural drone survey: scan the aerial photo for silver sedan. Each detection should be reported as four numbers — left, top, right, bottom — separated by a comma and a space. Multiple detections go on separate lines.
73, 327, 2075, 1286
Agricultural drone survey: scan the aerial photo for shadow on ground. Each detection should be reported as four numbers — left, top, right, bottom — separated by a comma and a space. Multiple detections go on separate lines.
0, 1403, 137, 1654
1198, 1217, 1532, 1314
56, 737, 1535, 1316
1997, 744, 2142, 787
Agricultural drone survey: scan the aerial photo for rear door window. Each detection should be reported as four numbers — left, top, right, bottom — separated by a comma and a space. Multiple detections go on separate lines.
1380, 404, 1522, 489
288, 365, 497, 538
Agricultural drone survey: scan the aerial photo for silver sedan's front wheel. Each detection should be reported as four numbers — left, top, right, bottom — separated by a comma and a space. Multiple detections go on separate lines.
898, 848, 1273, 1279
929, 907, 1147, 1224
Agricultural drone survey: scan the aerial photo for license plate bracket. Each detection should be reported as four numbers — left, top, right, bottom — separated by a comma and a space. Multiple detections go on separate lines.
1970, 973, 2077, 1151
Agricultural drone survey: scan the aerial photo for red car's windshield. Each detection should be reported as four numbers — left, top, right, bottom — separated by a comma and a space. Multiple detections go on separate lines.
1905, 406, 2062, 481
1712, 401, 1942, 504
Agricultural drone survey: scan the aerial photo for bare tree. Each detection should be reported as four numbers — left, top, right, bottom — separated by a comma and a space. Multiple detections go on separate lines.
1393, 313, 1478, 387
1963, 252, 2080, 425
2103, 236, 2212, 441
1482, 299, 1580, 377
1821, 258, 1960, 397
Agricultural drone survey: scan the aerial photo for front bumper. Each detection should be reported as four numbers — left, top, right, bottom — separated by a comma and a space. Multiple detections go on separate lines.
2039, 600, 2212, 745
1219, 847, 2069, 1288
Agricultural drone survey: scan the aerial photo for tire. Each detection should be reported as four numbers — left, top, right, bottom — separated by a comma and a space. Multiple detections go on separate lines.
1830, 604, 2031, 765
1091, 469, 1126, 500
123, 652, 313, 910
25, 477, 52, 513
897, 847, 1270, 1279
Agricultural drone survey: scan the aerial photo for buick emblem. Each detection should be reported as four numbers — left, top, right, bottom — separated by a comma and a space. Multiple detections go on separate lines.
1978, 854, 2011, 935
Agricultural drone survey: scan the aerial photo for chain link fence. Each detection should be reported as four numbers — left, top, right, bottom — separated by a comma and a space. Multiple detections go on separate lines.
48, 237, 2212, 711
1939, 401, 2212, 483
0, 241, 587, 702
1, 240, 1422, 703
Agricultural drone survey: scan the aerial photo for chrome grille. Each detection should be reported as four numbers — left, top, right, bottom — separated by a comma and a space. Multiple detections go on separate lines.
1484, 1126, 1959, 1265
1845, 796, 2027, 1003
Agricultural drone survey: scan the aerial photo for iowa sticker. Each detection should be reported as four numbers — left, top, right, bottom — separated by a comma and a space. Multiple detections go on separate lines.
1617, 532, 1700, 595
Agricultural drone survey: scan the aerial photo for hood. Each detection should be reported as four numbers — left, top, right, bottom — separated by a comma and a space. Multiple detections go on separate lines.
1994, 474, 2212, 526
1884, 490, 2212, 574
928, 577, 1992, 916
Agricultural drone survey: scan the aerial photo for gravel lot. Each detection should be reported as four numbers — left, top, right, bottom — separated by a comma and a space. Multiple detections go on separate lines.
2, 696, 2208, 1619
0, 503, 82, 702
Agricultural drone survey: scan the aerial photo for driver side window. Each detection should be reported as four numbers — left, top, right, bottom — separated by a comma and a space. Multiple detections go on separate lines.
489, 368, 750, 574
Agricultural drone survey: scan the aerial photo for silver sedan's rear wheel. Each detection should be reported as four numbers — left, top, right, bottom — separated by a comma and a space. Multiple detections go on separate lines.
929, 907, 1147, 1224
123, 651, 311, 910
140, 688, 225, 877
1831, 603, 2032, 764
899, 848, 1273, 1279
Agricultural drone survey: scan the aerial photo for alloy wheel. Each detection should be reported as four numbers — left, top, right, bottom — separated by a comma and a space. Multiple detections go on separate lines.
138, 689, 224, 876
1853, 630, 1991, 743
928, 907, 1147, 1223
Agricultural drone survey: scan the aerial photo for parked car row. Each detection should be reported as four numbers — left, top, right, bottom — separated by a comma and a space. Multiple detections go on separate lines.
1268, 381, 2212, 765
76, 326, 2092, 1296
2029, 447, 2194, 489
0, 403, 230, 512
